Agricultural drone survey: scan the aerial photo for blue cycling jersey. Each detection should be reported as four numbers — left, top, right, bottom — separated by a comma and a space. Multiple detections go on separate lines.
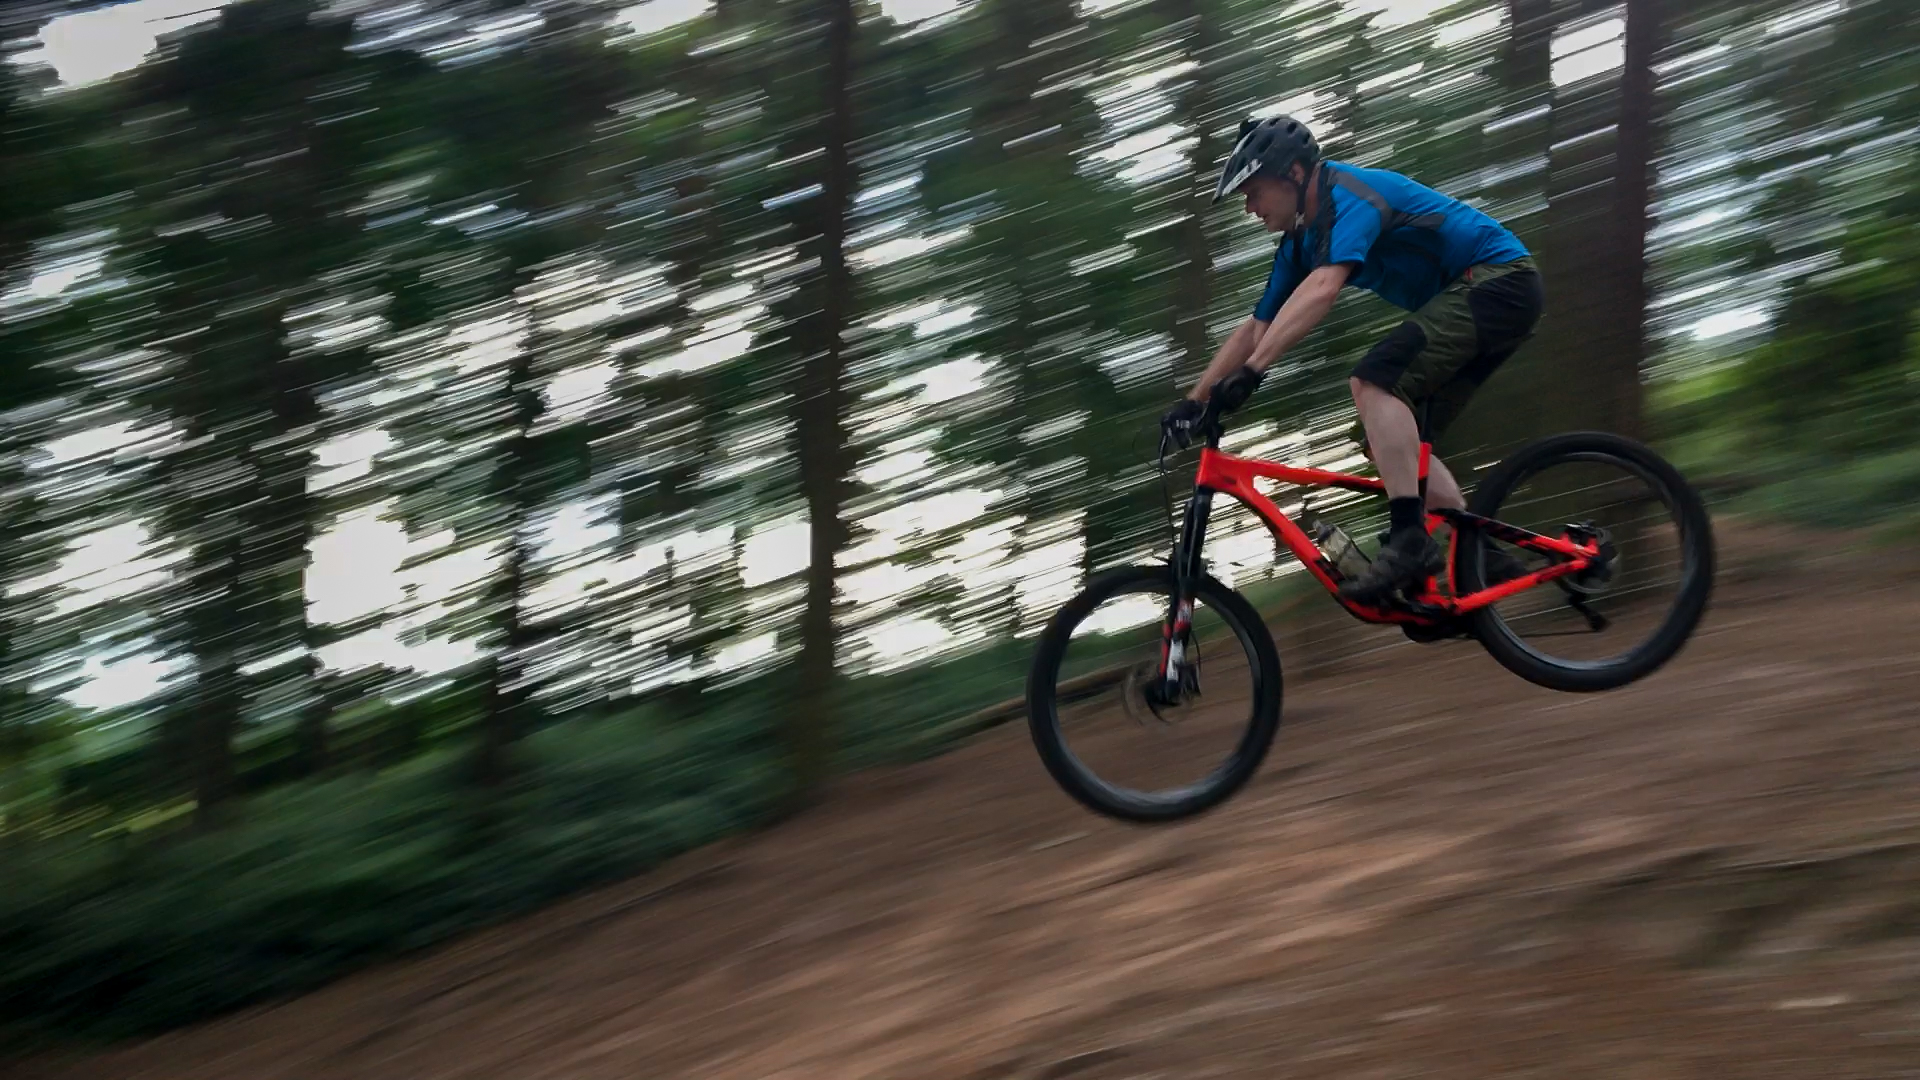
1252, 160, 1531, 320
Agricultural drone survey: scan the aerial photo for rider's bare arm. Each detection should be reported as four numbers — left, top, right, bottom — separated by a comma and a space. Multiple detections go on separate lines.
1244, 263, 1352, 375
1185, 317, 1261, 402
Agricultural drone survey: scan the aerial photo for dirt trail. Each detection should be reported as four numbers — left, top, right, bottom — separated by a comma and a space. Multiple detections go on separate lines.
20, 521, 1920, 1080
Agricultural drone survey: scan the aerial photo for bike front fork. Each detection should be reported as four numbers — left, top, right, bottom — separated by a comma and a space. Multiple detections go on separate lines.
1154, 487, 1215, 703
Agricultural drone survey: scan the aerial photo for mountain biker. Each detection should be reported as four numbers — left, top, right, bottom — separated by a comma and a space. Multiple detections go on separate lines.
1162, 114, 1545, 604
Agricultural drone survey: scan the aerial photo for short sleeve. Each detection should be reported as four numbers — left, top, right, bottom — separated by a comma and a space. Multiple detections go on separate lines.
1251, 244, 1299, 322
1324, 185, 1384, 269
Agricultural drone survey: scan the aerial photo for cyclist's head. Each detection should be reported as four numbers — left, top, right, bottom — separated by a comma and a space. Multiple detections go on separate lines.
1213, 115, 1320, 232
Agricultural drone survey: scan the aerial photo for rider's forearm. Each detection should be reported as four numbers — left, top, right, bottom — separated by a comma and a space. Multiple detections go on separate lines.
1245, 265, 1348, 374
1186, 318, 1260, 402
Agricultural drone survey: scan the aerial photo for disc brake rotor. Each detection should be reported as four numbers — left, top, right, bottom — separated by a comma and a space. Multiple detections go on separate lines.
1120, 643, 1198, 727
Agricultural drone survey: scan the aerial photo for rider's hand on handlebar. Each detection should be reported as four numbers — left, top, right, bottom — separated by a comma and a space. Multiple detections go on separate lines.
1209, 363, 1265, 415
1162, 365, 1263, 450
1161, 397, 1209, 449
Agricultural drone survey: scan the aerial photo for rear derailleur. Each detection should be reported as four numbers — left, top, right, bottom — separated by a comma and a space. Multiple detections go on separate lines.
1557, 522, 1617, 632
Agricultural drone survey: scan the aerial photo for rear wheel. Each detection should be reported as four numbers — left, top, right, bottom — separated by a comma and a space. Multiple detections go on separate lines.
1026, 565, 1283, 823
1456, 431, 1715, 692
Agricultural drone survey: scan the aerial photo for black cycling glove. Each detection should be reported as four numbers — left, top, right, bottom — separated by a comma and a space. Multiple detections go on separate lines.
1161, 397, 1208, 448
1208, 364, 1265, 415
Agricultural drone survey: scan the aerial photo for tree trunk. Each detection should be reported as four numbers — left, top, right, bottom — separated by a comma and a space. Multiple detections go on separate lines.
787, 0, 859, 807
1532, 0, 1660, 444
1607, 0, 1661, 440
473, 347, 543, 788
1169, 0, 1226, 376
295, 651, 330, 775
1435, 0, 1557, 463
474, 548, 531, 789
1503, 0, 1555, 97
184, 530, 245, 826
260, 368, 328, 777
181, 305, 301, 825
1443, 0, 1660, 460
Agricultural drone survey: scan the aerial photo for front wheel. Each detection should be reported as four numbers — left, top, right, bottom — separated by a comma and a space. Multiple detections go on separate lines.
1456, 431, 1715, 692
1026, 565, 1283, 823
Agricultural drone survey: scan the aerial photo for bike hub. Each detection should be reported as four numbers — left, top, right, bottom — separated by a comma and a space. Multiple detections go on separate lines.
1561, 522, 1619, 596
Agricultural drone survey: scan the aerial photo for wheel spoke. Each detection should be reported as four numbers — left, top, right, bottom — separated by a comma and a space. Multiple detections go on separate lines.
1460, 435, 1714, 693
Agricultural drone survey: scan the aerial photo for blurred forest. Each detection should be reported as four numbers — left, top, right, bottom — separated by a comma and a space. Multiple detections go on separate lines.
1, 0, 1916, 1040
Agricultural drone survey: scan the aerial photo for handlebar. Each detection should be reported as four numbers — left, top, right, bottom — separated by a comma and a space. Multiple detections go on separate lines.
1159, 404, 1225, 456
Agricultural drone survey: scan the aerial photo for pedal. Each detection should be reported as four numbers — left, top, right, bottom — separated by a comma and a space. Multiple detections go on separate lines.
1373, 530, 1445, 577
1384, 585, 1452, 620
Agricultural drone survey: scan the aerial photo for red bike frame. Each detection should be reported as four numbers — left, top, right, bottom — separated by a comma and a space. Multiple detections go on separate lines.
1191, 440, 1602, 626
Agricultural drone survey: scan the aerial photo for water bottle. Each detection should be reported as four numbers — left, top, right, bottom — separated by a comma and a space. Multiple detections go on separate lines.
1310, 518, 1372, 580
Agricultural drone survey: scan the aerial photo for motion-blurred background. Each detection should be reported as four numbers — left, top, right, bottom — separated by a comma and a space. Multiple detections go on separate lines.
1, 0, 1915, 1047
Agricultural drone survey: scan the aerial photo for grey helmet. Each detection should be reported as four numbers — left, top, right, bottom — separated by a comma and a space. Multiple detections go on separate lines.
1212, 115, 1320, 203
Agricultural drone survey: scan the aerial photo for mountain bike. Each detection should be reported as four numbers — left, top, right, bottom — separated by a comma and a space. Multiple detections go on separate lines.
1025, 410, 1715, 823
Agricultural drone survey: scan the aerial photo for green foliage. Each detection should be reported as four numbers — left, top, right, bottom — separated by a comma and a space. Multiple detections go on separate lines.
1729, 448, 1920, 533
1722, 263, 1920, 452
0, 703, 782, 1039
833, 635, 1038, 766
0, 632, 1103, 1040
1653, 208, 1920, 526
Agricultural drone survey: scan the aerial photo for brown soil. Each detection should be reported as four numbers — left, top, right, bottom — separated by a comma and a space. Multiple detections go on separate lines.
19, 520, 1920, 1080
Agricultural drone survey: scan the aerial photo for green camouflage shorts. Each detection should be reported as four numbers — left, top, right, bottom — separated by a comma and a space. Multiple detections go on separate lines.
1348, 255, 1544, 450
